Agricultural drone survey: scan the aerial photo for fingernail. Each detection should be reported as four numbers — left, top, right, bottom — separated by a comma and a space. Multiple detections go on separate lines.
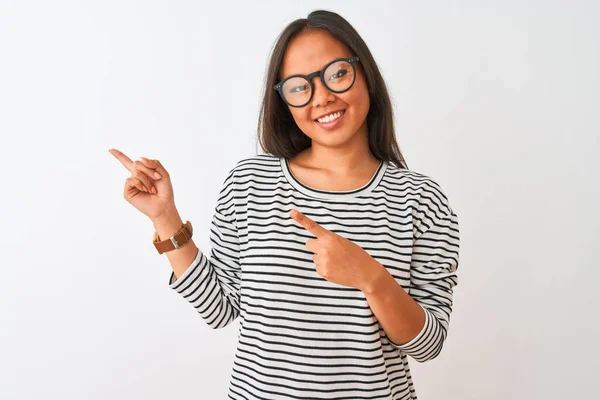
154, 172, 161, 179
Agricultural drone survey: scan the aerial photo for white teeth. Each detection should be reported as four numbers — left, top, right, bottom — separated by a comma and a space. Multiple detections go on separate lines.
317, 110, 344, 123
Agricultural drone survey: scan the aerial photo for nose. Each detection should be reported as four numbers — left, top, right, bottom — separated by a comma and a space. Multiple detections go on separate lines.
311, 78, 335, 108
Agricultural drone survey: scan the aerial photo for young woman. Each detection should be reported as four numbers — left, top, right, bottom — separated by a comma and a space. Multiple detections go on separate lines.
110, 10, 460, 400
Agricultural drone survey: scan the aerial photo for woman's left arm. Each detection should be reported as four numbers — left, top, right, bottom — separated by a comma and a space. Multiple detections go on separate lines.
364, 210, 460, 362
290, 206, 460, 362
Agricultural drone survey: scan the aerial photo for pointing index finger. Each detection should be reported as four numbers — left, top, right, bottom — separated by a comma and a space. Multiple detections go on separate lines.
290, 209, 328, 238
109, 148, 134, 172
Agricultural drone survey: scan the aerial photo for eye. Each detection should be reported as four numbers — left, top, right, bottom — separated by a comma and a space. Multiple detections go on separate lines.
328, 68, 349, 80
288, 84, 310, 93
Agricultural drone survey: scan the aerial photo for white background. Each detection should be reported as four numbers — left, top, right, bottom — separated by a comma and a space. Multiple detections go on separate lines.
1, 0, 598, 399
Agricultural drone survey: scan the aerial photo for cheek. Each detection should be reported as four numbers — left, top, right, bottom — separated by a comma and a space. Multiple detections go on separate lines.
354, 80, 370, 114
345, 87, 369, 121
289, 108, 314, 128
290, 106, 313, 136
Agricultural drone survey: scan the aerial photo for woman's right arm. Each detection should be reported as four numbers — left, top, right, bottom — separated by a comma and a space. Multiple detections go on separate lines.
166, 169, 242, 329
110, 149, 242, 329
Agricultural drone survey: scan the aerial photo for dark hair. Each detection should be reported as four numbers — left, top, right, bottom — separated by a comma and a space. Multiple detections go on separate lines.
257, 9, 408, 169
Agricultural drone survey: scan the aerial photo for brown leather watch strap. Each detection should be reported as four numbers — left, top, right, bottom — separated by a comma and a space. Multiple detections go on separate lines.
153, 220, 193, 254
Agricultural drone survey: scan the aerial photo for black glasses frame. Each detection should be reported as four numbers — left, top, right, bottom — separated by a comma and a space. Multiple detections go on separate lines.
273, 56, 360, 108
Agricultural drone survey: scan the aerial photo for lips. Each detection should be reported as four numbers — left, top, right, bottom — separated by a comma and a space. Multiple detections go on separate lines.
314, 109, 346, 130
314, 109, 346, 123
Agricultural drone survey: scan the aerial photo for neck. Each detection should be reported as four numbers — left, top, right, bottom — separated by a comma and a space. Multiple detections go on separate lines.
305, 121, 377, 174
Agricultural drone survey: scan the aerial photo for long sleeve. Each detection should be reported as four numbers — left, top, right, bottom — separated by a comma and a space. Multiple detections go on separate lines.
158, 154, 459, 399
390, 200, 460, 362
167, 171, 241, 329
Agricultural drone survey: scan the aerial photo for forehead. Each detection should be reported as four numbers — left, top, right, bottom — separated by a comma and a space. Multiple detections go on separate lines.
281, 29, 353, 77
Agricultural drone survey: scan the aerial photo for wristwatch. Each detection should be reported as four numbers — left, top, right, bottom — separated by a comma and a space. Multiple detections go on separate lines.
153, 220, 193, 254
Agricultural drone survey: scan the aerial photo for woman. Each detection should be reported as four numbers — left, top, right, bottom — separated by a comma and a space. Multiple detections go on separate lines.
110, 9, 459, 400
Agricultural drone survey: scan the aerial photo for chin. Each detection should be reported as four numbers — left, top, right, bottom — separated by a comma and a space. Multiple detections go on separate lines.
314, 129, 358, 147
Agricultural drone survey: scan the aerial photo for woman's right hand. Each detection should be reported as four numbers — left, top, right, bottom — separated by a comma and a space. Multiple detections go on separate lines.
109, 148, 176, 220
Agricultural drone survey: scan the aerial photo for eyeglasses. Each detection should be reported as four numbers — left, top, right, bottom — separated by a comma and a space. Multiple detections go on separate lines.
273, 57, 360, 108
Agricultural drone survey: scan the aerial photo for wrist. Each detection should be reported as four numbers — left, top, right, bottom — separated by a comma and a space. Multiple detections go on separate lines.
152, 206, 179, 224
362, 260, 392, 295
152, 208, 183, 239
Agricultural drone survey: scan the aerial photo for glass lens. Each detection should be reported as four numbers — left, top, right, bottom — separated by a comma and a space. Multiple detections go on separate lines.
324, 60, 355, 92
281, 76, 312, 106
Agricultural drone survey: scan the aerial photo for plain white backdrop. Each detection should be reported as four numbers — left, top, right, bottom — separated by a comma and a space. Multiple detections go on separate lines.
1, 0, 598, 399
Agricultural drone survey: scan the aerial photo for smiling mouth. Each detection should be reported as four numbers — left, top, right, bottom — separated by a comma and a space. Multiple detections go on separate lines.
315, 110, 346, 123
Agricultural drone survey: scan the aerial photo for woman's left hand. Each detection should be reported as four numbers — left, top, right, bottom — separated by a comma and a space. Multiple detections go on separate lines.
290, 209, 386, 293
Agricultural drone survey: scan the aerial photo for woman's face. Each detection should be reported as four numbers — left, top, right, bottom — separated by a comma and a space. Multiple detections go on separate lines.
280, 29, 370, 149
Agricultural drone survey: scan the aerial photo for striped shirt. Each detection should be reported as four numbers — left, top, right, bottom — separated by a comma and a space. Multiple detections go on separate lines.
168, 153, 460, 400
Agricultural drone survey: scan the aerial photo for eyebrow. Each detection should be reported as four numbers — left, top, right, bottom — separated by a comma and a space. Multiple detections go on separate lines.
281, 56, 349, 80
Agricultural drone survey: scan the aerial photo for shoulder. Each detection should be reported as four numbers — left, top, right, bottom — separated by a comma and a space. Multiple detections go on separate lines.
384, 163, 455, 219
224, 153, 281, 178
217, 153, 282, 193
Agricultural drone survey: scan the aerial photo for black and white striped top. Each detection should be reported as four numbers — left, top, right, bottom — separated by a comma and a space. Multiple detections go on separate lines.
169, 154, 460, 400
